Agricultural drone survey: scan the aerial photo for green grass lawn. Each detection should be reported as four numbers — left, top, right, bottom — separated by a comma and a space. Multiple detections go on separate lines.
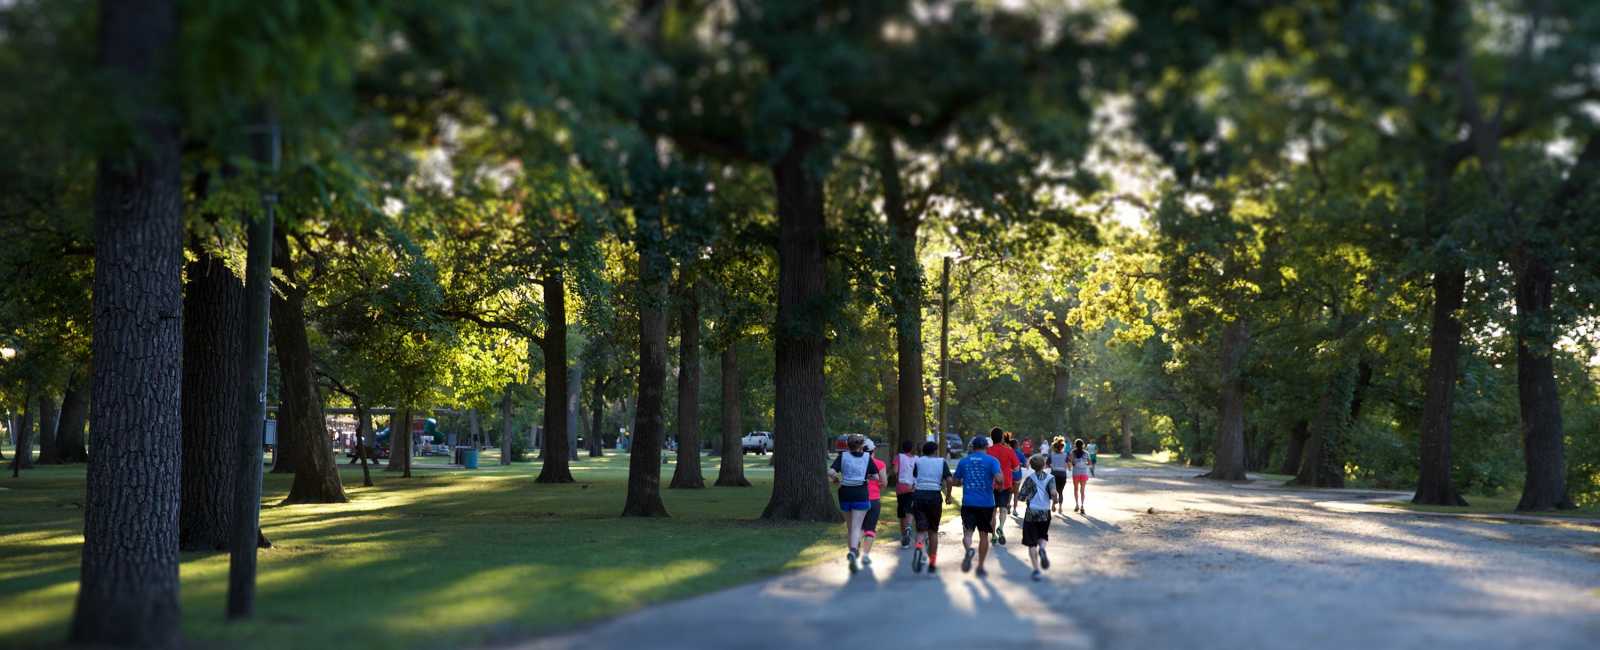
1374, 493, 1600, 519
1093, 450, 1180, 470
0, 452, 836, 650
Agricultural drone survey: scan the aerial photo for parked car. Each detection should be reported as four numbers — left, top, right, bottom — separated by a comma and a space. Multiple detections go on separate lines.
944, 433, 965, 458
741, 431, 773, 454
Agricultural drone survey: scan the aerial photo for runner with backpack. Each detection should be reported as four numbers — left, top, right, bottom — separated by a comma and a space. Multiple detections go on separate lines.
1017, 453, 1059, 581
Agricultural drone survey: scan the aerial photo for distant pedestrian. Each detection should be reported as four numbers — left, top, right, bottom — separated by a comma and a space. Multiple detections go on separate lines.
1017, 453, 1059, 581
1009, 435, 1026, 515
984, 427, 1020, 546
895, 440, 918, 548
857, 439, 888, 565
1070, 438, 1091, 514
957, 435, 1004, 577
1021, 438, 1033, 456
909, 441, 954, 575
830, 434, 880, 573
1047, 437, 1070, 514
1086, 439, 1099, 477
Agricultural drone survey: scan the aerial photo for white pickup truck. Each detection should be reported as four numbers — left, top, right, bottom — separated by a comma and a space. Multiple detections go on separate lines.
741, 431, 773, 454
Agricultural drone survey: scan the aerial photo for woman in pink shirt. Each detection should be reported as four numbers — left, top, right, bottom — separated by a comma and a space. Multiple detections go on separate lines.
857, 439, 890, 564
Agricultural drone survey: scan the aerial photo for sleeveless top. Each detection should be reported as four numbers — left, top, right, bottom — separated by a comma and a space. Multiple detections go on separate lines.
834, 451, 870, 486
1071, 450, 1091, 476
896, 453, 917, 493
1048, 451, 1069, 472
1025, 472, 1055, 511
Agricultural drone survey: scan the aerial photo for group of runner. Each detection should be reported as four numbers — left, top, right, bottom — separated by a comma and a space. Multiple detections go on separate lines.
827, 427, 1096, 581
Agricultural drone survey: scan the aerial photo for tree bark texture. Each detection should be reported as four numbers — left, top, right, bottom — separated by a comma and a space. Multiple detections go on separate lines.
1202, 319, 1250, 480
35, 393, 60, 464
715, 344, 750, 487
1414, 266, 1468, 505
1514, 255, 1574, 510
1294, 360, 1357, 488
11, 393, 33, 471
762, 129, 837, 521
270, 230, 346, 504
1280, 420, 1309, 476
588, 375, 606, 457
500, 385, 515, 464
356, 404, 374, 487
624, 199, 671, 516
388, 408, 413, 477
55, 373, 90, 463
1120, 408, 1134, 459
1511, 137, 1594, 511
670, 284, 704, 489
226, 157, 275, 618
536, 273, 573, 483
70, 2, 183, 643
179, 247, 243, 550
386, 409, 407, 472
875, 131, 927, 456
566, 360, 581, 462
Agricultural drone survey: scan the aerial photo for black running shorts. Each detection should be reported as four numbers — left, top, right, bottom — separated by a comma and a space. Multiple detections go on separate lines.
1021, 519, 1050, 547
911, 492, 943, 532
960, 506, 996, 533
863, 500, 881, 534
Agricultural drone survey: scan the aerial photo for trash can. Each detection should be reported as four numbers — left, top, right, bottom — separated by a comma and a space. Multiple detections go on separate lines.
458, 446, 479, 469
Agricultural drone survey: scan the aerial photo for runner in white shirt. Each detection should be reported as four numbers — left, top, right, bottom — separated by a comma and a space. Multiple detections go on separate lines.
895, 440, 918, 548
1016, 454, 1059, 581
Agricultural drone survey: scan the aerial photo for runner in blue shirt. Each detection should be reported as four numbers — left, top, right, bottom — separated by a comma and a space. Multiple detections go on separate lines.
954, 436, 1004, 577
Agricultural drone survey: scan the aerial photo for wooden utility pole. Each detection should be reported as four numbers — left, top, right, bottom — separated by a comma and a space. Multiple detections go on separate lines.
228, 114, 278, 619
937, 256, 951, 456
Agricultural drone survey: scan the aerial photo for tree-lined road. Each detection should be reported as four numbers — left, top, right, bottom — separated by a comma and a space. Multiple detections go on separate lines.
514, 467, 1600, 650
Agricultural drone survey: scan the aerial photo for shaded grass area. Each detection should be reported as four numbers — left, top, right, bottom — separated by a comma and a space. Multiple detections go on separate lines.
0, 453, 833, 649
1376, 493, 1600, 519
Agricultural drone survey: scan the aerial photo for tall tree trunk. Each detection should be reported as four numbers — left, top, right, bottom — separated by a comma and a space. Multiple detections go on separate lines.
179, 247, 243, 550
588, 376, 606, 457
875, 130, 927, 456
387, 410, 407, 471
70, 1, 183, 641
881, 359, 899, 453
1202, 319, 1250, 480
271, 230, 346, 504
762, 128, 837, 521
1294, 360, 1357, 488
356, 404, 374, 487
1120, 408, 1134, 459
226, 120, 277, 619
1042, 319, 1073, 437
1280, 419, 1309, 476
623, 195, 670, 516
1414, 266, 1468, 505
386, 408, 414, 477
1510, 137, 1595, 511
1514, 255, 1573, 510
500, 385, 516, 464
536, 272, 573, 483
567, 360, 581, 462
715, 344, 750, 487
671, 283, 704, 489
55, 373, 90, 463
11, 393, 33, 472
35, 393, 60, 464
